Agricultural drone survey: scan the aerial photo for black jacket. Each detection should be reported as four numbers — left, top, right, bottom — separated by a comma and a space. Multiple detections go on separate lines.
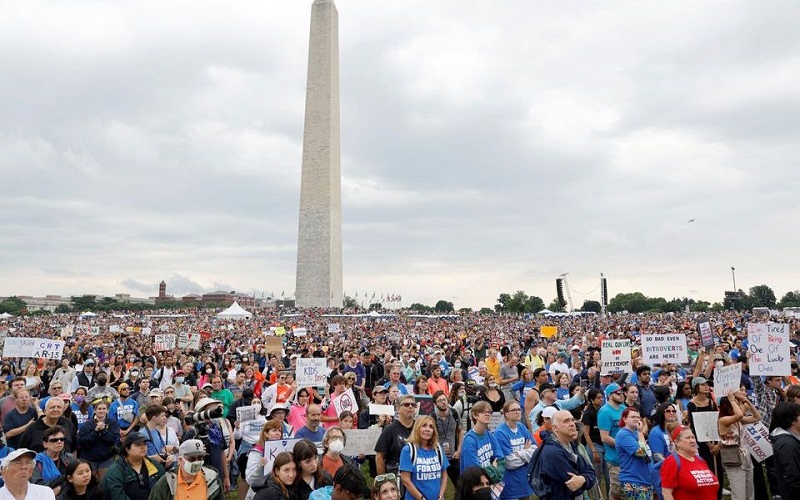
20, 416, 76, 453
254, 474, 292, 500
772, 429, 800, 500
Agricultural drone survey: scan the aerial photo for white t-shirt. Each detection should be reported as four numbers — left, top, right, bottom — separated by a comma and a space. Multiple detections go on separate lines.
0, 483, 56, 500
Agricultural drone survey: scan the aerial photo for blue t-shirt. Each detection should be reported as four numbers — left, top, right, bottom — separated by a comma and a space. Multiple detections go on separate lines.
494, 423, 535, 498
399, 444, 449, 500
615, 427, 651, 485
597, 403, 624, 465
295, 425, 325, 445
109, 398, 138, 429
460, 429, 501, 472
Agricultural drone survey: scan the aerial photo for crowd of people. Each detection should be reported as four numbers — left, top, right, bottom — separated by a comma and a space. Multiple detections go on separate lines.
0, 307, 798, 500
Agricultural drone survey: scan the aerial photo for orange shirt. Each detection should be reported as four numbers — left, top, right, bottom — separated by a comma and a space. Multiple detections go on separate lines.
486, 358, 501, 380
321, 454, 345, 479
175, 464, 208, 500
427, 377, 450, 396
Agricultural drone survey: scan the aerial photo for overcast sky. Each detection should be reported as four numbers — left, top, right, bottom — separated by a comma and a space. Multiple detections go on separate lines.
2, 1, 799, 310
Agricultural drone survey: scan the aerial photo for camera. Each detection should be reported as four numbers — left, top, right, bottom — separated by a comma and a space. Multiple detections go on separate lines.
183, 407, 223, 425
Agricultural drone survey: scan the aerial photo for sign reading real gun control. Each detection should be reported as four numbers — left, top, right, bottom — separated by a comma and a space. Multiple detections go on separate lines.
748, 323, 790, 375
602, 339, 632, 373
641, 333, 688, 365
2, 338, 65, 360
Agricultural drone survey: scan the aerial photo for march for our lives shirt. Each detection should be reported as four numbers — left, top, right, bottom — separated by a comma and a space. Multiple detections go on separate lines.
460, 428, 501, 472
494, 423, 535, 498
399, 444, 449, 500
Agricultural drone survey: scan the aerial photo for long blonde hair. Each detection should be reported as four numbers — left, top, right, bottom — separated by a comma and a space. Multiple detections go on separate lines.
407, 415, 439, 448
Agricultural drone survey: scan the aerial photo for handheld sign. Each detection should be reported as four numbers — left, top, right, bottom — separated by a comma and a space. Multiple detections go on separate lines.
236, 406, 258, 423
692, 412, 720, 442
178, 332, 201, 350
2, 338, 65, 360
327, 323, 341, 333
713, 363, 742, 400
368, 403, 395, 416
748, 323, 790, 376
295, 358, 328, 387
342, 428, 381, 456
742, 422, 773, 462
263, 439, 301, 474
540, 326, 557, 338
601, 339, 632, 373
332, 389, 357, 415
154, 334, 176, 352
641, 333, 688, 366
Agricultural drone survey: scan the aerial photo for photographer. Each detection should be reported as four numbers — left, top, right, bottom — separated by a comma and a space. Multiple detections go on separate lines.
77, 400, 120, 480
182, 397, 233, 493
32, 426, 76, 496
138, 405, 179, 471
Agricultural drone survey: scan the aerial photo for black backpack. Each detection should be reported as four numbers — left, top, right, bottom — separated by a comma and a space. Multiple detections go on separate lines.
527, 439, 551, 498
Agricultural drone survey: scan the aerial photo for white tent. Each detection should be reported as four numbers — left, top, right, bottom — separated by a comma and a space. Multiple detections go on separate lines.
0, 312, 14, 319
79, 311, 97, 318
216, 301, 253, 319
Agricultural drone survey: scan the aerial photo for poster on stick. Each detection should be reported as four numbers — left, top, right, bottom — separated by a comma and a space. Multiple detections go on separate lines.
2, 338, 65, 360
748, 323, 790, 376
713, 363, 742, 399
641, 333, 688, 365
178, 332, 201, 350
154, 334, 176, 351
601, 339, 632, 373
693, 412, 721, 442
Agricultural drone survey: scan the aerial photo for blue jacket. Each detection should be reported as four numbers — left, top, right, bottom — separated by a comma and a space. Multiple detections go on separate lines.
537, 434, 597, 500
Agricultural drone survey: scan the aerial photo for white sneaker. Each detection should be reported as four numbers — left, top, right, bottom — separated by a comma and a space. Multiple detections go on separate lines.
721, 488, 732, 496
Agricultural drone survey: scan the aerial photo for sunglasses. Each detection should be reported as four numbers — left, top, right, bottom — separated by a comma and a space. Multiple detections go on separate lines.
374, 472, 397, 483
400, 402, 416, 408
48, 437, 66, 443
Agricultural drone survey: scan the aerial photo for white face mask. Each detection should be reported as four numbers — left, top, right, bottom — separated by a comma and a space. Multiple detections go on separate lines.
205, 368, 213, 374
182, 458, 203, 475
328, 439, 344, 453
175, 377, 185, 384
715, 361, 724, 368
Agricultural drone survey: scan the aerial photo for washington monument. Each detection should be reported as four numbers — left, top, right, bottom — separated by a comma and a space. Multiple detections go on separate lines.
295, 0, 343, 308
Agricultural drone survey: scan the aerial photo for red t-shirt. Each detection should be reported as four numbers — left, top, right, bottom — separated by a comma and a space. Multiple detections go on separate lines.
661, 453, 719, 500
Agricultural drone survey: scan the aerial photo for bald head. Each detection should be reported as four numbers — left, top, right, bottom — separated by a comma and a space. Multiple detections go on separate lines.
551, 410, 578, 443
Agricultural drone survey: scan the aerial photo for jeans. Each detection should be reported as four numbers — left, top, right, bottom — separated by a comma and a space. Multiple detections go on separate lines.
592, 442, 609, 498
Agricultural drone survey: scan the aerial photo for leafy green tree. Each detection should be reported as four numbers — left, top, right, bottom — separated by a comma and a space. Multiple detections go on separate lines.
70, 295, 97, 312
691, 301, 711, 312
435, 300, 455, 312
525, 295, 546, 314
607, 292, 649, 313
778, 291, 800, 308
409, 303, 433, 313
547, 299, 565, 312
343, 295, 358, 308
479, 307, 494, 315
54, 304, 73, 314
581, 300, 602, 313
0, 297, 26, 316
748, 285, 777, 308
710, 302, 725, 312
495, 291, 545, 313
459, 307, 473, 313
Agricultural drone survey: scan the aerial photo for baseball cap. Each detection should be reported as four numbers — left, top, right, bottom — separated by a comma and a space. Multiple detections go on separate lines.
1, 449, 36, 469
179, 439, 207, 457
269, 403, 289, 415
123, 433, 149, 448
84, 359, 95, 365
542, 407, 558, 419
149, 389, 164, 398
604, 383, 622, 397
201, 382, 213, 390
571, 345, 581, 351
538, 383, 556, 394
691, 376, 709, 389
118, 383, 130, 391
372, 385, 388, 393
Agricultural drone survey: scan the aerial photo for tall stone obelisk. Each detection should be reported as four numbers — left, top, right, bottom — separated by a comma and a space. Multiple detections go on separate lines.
295, 0, 343, 308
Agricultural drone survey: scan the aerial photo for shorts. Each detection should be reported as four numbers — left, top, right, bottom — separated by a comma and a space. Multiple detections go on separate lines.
621, 482, 653, 500
608, 465, 621, 499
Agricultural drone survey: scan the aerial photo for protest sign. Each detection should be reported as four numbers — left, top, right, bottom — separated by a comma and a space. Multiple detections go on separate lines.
327, 323, 341, 333
265, 337, 282, 355
692, 412, 720, 442
236, 405, 258, 423
2, 338, 65, 360
109, 325, 122, 333
697, 316, 715, 348
263, 439, 301, 474
178, 332, 201, 350
713, 363, 742, 399
160, 325, 170, 332
342, 427, 381, 456
742, 422, 773, 462
601, 339, 632, 373
154, 334, 176, 351
332, 389, 358, 415
415, 395, 434, 416
296, 358, 328, 387
540, 326, 557, 338
641, 333, 688, 365
748, 323, 791, 375
368, 403, 395, 416
141, 327, 152, 335
293, 327, 307, 337
274, 327, 286, 336
90, 326, 100, 335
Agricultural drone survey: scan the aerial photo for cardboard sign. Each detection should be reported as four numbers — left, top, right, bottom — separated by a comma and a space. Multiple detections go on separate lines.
236, 405, 258, 423
327, 323, 341, 333
540, 326, 557, 338
641, 333, 688, 366
601, 339, 632, 373
296, 358, 328, 387
368, 403, 395, 416
263, 439, 301, 474
178, 332, 201, 350
265, 337, 283, 355
154, 334, 176, 351
697, 316, 715, 348
742, 422, 773, 462
293, 327, 307, 337
748, 323, 791, 375
342, 427, 381, 456
713, 363, 742, 399
332, 389, 358, 416
1, 338, 65, 360
692, 412, 720, 442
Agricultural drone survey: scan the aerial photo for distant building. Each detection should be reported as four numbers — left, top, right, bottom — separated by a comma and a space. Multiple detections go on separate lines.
154, 280, 174, 305
201, 291, 256, 308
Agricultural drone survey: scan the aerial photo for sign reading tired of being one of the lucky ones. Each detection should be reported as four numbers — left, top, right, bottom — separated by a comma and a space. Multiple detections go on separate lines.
713, 363, 742, 399
601, 339, 632, 373
295, 358, 328, 387
263, 439, 301, 474
742, 422, 773, 462
641, 333, 688, 366
696, 316, 715, 348
154, 334, 176, 352
748, 323, 791, 376
2, 338, 65, 360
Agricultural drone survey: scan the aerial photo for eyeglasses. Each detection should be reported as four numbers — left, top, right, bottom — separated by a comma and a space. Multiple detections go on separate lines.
479, 410, 493, 415
665, 409, 677, 413
612, 391, 624, 395
505, 408, 521, 413
47, 437, 66, 442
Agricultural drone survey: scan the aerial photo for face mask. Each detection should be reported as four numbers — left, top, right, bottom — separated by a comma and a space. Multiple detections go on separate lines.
458, 391, 466, 398
182, 459, 203, 475
175, 377, 185, 384
74, 395, 85, 404
715, 361, 724, 368
455, 362, 462, 368
205, 368, 213, 374
328, 439, 344, 453
489, 383, 497, 388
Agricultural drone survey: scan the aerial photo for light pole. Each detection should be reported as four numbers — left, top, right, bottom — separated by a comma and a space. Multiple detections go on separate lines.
731, 267, 736, 291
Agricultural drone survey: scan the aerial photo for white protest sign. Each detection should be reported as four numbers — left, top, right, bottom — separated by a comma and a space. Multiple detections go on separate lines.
601, 339, 632, 373
178, 332, 201, 350
160, 324, 170, 332
296, 358, 328, 387
641, 333, 688, 365
1, 338, 65, 360
742, 421, 773, 462
141, 327, 152, 335
90, 326, 100, 335
342, 427, 382, 456
263, 439, 301, 474
368, 403, 395, 416
109, 325, 122, 333
154, 334, 176, 352
748, 323, 791, 375
293, 327, 307, 337
692, 412, 720, 442
713, 363, 742, 399
236, 405, 258, 423
332, 389, 358, 416
327, 323, 341, 333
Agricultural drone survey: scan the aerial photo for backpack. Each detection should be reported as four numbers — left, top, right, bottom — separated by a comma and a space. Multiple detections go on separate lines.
527, 438, 551, 498
408, 443, 444, 469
